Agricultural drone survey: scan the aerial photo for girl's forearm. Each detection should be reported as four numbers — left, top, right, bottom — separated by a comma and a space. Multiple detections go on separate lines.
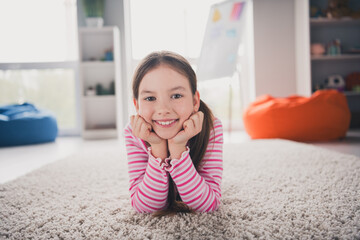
168, 143, 187, 159
150, 140, 168, 159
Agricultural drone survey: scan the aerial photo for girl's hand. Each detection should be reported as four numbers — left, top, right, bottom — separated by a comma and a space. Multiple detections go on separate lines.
169, 111, 204, 146
130, 115, 164, 145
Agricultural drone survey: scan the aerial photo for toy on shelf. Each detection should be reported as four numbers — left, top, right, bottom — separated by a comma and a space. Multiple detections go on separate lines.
324, 74, 345, 91
87, 47, 114, 62
327, 39, 341, 55
326, 0, 351, 19
96, 83, 104, 95
311, 0, 360, 19
86, 86, 96, 96
345, 72, 360, 93
100, 47, 114, 61
313, 82, 324, 91
104, 48, 113, 61
95, 81, 115, 95
311, 43, 326, 55
310, 5, 324, 18
347, 46, 360, 54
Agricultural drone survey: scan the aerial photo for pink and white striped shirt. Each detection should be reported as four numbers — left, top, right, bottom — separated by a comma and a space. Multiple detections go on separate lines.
124, 118, 223, 213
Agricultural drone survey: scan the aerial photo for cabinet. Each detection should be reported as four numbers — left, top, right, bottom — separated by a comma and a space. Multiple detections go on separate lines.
309, 0, 360, 128
78, 26, 122, 139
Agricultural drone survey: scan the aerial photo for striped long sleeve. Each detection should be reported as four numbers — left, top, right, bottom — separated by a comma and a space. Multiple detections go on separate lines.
124, 118, 223, 213
124, 125, 169, 213
164, 118, 223, 212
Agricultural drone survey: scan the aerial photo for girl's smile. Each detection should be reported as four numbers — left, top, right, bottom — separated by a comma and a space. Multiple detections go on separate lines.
134, 64, 200, 139
153, 119, 178, 127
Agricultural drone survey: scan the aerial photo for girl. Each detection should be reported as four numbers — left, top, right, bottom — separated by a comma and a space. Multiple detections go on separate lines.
124, 51, 223, 216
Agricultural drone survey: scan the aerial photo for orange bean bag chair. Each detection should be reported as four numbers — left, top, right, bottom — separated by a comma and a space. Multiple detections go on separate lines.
243, 90, 351, 142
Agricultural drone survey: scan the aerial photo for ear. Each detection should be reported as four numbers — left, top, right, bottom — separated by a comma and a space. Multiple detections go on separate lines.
133, 98, 139, 113
193, 91, 200, 112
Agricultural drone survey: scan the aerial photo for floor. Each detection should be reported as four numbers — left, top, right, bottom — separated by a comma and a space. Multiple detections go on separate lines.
0, 130, 359, 184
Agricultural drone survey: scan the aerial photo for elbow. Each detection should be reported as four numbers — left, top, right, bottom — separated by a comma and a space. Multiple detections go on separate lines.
199, 193, 221, 212
131, 197, 167, 213
206, 197, 221, 212
212, 199, 221, 211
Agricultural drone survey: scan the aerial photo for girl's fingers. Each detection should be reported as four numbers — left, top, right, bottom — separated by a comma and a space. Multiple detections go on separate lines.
183, 119, 193, 131
133, 115, 146, 137
196, 111, 204, 132
131, 115, 138, 135
189, 111, 203, 134
172, 112, 204, 144
133, 115, 141, 135
183, 119, 196, 139
132, 115, 157, 142
189, 114, 197, 128
140, 122, 150, 138
130, 115, 136, 128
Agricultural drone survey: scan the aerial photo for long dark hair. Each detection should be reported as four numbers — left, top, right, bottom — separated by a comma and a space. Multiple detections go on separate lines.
132, 51, 214, 216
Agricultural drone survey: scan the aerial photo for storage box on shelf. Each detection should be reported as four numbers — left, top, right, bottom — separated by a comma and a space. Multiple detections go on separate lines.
78, 26, 122, 139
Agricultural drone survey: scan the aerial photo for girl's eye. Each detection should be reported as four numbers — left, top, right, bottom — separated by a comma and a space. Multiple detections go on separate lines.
144, 96, 156, 101
171, 94, 182, 99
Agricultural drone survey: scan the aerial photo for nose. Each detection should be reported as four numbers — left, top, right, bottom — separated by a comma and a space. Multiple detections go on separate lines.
156, 98, 171, 116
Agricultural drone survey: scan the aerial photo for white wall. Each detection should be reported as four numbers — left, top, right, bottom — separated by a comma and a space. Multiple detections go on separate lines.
295, 0, 311, 97
252, 0, 297, 98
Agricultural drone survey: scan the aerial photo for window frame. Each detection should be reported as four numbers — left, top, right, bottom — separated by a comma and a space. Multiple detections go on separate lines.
0, 61, 82, 136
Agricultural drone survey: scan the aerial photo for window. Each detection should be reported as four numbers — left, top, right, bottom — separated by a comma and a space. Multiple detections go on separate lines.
0, 0, 78, 63
129, 0, 244, 130
0, 0, 80, 135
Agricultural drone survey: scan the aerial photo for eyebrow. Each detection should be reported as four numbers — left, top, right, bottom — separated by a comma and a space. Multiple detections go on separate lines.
139, 86, 186, 95
170, 86, 186, 92
139, 90, 155, 95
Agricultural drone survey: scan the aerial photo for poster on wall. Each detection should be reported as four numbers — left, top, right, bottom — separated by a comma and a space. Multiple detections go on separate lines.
197, 0, 247, 81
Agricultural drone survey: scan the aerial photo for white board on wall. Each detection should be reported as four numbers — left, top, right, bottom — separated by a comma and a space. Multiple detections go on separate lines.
197, 0, 247, 81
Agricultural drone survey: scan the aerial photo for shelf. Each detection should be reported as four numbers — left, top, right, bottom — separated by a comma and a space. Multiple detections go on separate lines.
79, 27, 116, 34
311, 54, 360, 61
310, 18, 360, 26
82, 128, 118, 140
83, 95, 115, 100
344, 91, 360, 97
310, 91, 360, 96
83, 95, 116, 131
81, 61, 114, 67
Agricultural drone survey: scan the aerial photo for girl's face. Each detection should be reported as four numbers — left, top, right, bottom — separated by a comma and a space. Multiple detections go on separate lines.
134, 65, 200, 140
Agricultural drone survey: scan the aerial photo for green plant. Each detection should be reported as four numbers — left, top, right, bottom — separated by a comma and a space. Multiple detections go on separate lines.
82, 0, 104, 18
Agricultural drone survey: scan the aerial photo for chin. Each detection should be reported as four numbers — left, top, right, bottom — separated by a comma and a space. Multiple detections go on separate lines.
156, 131, 178, 140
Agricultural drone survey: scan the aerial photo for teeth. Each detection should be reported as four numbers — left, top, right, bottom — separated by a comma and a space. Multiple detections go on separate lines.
157, 120, 176, 126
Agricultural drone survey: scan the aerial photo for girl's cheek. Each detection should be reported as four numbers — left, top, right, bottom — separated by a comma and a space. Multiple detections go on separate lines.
138, 105, 152, 123
137, 101, 146, 115
177, 103, 193, 119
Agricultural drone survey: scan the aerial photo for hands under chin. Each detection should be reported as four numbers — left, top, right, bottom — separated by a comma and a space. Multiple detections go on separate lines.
130, 115, 164, 145
130, 111, 204, 160
131, 114, 168, 159
168, 111, 204, 159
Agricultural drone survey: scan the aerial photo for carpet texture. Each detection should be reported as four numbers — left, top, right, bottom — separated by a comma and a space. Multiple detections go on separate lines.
0, 139, 359, 239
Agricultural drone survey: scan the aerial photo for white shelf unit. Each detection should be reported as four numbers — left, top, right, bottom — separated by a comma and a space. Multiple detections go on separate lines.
78, 26, 122, 139
308, 0, 360, 128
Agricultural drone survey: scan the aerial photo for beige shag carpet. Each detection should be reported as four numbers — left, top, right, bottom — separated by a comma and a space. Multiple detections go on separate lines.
0, 139, 359, 239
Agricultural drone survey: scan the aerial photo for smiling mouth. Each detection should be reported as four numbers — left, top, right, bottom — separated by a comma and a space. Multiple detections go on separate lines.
153, 119, 178, 127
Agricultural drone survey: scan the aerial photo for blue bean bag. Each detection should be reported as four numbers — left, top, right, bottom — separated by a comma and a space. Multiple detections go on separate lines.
0, 103, 58, 147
